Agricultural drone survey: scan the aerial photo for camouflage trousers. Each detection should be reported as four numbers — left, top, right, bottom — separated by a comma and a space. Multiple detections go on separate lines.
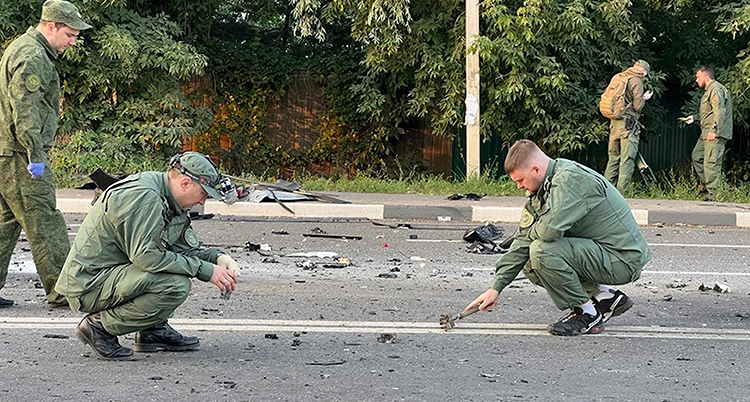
67, 264, 192, 335
692, 137, 727, 196
604, 118, 640, 192
0, 153, 68, 304
521, 238, 642, 310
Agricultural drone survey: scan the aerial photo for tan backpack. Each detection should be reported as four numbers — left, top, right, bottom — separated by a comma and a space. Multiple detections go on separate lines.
599, 73, 631, 119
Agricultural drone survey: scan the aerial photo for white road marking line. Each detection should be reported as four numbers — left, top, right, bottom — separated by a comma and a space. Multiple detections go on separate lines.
409, 239, 750, 248
461, 267, 750, 276
407, 239, 465, 243
642, 270, 750, 276
487, 269, 730, 279
2, 317, 749, 341
649, 243, 750, 248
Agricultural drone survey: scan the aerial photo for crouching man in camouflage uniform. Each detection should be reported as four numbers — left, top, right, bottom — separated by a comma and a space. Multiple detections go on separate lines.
0, 0, 91, 308
466, 140, 651, 336
55, 152, 240, 360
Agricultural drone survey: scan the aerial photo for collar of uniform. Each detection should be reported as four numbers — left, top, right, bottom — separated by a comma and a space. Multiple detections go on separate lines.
535, 158, 557, 199
161, 172, 186, 215
27, 27, 59, 60
705, 80, 716, 92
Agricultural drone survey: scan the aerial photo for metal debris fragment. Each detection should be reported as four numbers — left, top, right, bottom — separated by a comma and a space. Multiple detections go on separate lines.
377, 334, 398, 344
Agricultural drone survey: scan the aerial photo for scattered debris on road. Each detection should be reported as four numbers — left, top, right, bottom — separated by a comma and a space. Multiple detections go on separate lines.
377, 334, 398, 344
699, 282, 730, 293
287, 251, 339, 259
43, 334, 69, 339
305, 360, 346, 366
303, 233, 363, 240
713, 283, 730, 293
296, 258, 352, 270
463, 223, 509, 254
447, 193, 484, 201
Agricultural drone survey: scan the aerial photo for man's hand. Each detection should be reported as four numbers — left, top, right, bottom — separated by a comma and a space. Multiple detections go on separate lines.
465, 288, 500, 312
707, 132, 716, 141
210, 264, 237, 293
642, 90, 653, 101
217, 254, 239, 277
27, 162, 44, 178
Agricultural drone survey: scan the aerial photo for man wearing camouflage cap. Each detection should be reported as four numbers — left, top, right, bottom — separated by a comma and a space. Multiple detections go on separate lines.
0, 0, 91, 308
603, 60, 654, 193
55, 152, 240, 360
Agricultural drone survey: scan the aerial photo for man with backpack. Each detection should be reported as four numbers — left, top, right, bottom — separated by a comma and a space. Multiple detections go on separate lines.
601, 60, 654, 192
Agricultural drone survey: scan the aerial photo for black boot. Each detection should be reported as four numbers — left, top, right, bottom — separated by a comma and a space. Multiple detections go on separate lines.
0, 297, 13, 308
75, 313, 133, 360
134, 321, 200, 352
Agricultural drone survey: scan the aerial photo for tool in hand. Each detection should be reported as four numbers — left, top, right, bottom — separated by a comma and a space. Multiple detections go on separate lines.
439, 305, 480, 331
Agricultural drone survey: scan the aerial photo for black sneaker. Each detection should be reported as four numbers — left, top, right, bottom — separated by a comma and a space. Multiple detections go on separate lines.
592, 289, 634, 322
548, 307, 603, 336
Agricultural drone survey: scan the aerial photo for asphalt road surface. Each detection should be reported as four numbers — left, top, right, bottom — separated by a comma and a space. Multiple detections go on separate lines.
1, 215, 750, 401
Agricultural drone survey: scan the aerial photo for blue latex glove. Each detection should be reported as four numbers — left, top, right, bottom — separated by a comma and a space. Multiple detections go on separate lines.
27, 162, 45, 178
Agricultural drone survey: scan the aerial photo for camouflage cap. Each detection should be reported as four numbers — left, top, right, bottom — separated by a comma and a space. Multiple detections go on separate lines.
42, 0, 92, 31
172, 152, 222, 199
635, 59, 651, 74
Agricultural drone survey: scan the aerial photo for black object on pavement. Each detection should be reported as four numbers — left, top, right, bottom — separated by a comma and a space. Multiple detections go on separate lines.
302, 233, 363, 240
463, 224, 503, 244
447, 193, 484, 201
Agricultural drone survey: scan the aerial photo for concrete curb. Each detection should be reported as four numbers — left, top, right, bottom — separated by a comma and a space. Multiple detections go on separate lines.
54, 197, 747, 227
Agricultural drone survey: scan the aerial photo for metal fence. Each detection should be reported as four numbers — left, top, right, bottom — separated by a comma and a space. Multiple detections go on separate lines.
451, 105, 747, 181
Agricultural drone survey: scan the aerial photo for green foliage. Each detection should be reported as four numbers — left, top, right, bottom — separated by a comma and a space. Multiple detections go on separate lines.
0, 0, 212, 185
187, 1, 390, 177
716, 0, 750, 127
297, 166, 750, 203
293, 0, 669, 155
3, 0, 750, 187
300, 170, 522, 195
630, 165, 750, 203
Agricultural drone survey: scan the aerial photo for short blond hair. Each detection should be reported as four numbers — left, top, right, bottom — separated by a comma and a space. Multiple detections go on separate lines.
504, 140, 541, 173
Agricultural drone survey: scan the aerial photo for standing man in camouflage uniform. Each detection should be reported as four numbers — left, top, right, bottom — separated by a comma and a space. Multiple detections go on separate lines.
466, 140, 650, 336
683, 66, 733, 201
0, 0, 91, 308
604, 60, 654, 192
56, 152, 240, 360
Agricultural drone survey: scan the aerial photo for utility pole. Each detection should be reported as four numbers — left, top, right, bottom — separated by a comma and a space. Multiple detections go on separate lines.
465, 0, 480, 178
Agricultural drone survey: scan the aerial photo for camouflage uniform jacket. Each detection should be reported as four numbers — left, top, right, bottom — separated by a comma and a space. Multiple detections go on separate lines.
0, 27, 60, 163
490, 159, 651, 292
621, 66, 645, 120
694, 80, 733, 140
56, 172, 220, 299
